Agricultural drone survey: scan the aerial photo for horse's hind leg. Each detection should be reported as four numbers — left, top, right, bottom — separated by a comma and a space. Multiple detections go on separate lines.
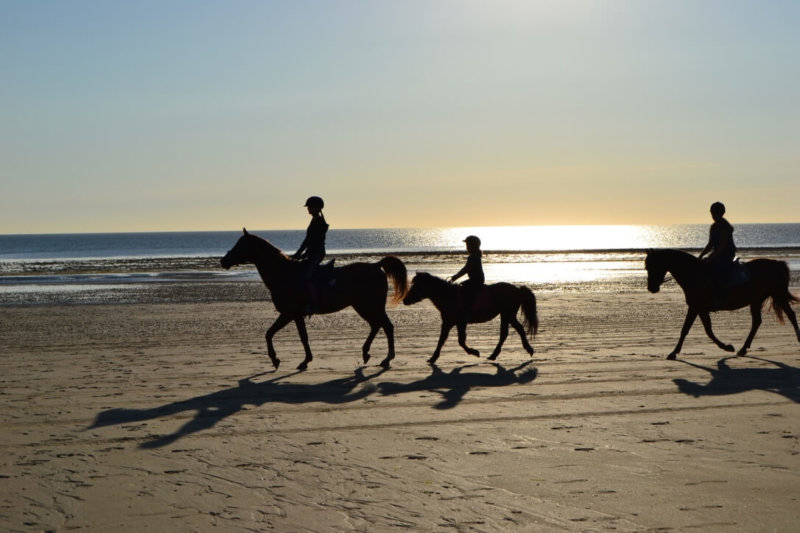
738, 303, 764, 357
294, 317, 314, 370
510, 316, 534, 356
378, 316, 396, 369
778, 299, 800, 343
699, 312, 735, 354
488, 317, 510, 361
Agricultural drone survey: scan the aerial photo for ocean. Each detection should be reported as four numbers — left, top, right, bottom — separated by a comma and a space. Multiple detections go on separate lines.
1, 224, 799, 305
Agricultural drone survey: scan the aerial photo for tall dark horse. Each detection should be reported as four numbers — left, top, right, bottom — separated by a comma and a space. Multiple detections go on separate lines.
221, 229, 408, 370
402, 272, 538, 364
645, 248, 800, 359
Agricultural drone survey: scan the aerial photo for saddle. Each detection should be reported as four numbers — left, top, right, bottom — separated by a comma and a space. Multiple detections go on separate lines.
708, 259, 750, 308
303, 260, 336, 314
457, 285, 491, 319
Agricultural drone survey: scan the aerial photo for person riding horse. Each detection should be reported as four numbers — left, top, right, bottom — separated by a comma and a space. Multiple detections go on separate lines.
292, 196, 329, 312
450, 235, 485, 316
293, 196, 329, 277
698, 201, 739, 303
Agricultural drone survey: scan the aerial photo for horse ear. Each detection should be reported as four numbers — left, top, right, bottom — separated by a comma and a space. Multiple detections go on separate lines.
243, 227, 249, 236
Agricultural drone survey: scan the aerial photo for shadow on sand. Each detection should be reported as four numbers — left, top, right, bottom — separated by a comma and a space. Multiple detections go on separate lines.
674, 355, 799, 403
90, 361, 538, 449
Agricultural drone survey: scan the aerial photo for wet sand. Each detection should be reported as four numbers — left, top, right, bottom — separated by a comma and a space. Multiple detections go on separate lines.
1, 287, 799, 531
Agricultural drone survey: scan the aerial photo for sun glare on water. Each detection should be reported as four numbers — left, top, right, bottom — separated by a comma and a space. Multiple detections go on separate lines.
441, 225, 658, 252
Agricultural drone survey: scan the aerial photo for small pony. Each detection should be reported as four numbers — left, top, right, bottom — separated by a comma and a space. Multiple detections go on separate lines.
403, 272, 538, 364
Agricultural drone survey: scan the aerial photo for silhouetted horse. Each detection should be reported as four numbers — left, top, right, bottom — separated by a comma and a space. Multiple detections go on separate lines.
221, 229, 408, 370
645, 248, 800, 359
403, 272, 538, 364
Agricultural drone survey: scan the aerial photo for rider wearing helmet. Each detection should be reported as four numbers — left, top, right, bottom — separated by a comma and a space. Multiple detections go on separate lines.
699, 201, 737, 268
450, 235, 485, 315
699, 201, 738, 304
293, 196, 329, 278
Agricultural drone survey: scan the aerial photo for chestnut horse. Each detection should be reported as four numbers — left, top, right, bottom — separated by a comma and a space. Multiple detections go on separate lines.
403, 272, 538, 364
221, 229, 408, 370
645, 248, 800, 359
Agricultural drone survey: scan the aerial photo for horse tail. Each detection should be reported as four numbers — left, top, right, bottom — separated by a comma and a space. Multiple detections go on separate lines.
378, 256, 409, 304
769, 260, 799, 324
519, 286, 539, 338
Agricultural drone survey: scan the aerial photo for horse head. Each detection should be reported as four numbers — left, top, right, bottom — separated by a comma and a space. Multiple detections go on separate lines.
221, 228, 255, 269
403, 272, 443, 305
644, 249, 668, 293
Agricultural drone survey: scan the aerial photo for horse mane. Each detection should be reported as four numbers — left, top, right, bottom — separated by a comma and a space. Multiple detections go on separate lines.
246, 232, 291, 261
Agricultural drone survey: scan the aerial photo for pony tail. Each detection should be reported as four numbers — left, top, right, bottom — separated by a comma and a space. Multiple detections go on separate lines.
769, 261, 799, 324
378, 256, 409, 303
519, 286, 539, 338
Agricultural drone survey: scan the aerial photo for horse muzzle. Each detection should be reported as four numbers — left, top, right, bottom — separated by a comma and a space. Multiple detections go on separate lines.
220, 255, 233, 270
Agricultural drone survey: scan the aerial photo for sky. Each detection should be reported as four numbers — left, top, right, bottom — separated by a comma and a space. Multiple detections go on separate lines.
2, 1, 799, 234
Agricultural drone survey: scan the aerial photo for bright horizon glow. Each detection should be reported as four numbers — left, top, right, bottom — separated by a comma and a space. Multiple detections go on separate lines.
2, 1, 799, 235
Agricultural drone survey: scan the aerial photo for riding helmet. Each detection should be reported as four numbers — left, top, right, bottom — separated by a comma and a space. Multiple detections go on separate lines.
464, 235, 481, 248
304, 196, 324, 210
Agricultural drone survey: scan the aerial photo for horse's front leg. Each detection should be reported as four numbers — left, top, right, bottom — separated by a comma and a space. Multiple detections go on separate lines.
668, 308, 698, 360
294, 317, 314, 370
737, 303, 763, 356
456, 321, 480, 358
429, 322, 453, 364
488, 317, 509, 361
698, 312, 735, 354
265, 313, 293, 369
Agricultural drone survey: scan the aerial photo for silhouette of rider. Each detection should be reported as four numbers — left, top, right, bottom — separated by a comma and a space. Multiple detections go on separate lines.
292, 196, 328, 312
698, 201, 737, 302
293, 196, 328, 277
450, 235, 485, 316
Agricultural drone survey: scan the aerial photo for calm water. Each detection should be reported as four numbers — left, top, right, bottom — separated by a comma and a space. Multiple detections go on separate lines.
1, 224, 798, 305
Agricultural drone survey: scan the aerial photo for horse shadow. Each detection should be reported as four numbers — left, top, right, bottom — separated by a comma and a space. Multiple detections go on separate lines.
378, 361, 538, 410
90, 361, 538, 448
89, 367, 388, 449
673, 355, 799, 403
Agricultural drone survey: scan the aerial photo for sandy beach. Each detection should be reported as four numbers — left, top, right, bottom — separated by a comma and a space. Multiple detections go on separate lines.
1, 285, 799, 532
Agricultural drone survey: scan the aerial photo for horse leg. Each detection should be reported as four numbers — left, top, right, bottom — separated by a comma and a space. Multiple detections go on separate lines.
778, 300, 800, 342
668, 309, 697, 360
359, 325, 378, 365
488, 317, 509, 361
376, 313, 396, 369
429, 322, 452, 364
293, 317, 314, 370
698, 312, 736, 354
737, 303, 763, 357
509, 316, 535, 356
265, 314, 293, 369
457, 322, 480, 358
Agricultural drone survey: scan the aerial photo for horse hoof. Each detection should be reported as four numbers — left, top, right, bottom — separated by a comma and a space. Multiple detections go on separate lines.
488, 354, 498, 361
362, 352, 371, 364
297, 362, 308, 371
469, 350, 480, 358
723, 344, 735, 353
737, 348, 748, 357
379, 359, 392, 369
271, 358, 281, 369
525, 346, 534, 356
666, 352, 677, 360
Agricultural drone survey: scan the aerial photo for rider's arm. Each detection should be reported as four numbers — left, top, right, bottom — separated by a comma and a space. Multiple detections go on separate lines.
450, 263, 468, 283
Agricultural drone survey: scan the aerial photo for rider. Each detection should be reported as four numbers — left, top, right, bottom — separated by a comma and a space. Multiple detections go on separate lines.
450, 235, 485, 315
698, 201, 737, 302
292, 196, 329, 311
